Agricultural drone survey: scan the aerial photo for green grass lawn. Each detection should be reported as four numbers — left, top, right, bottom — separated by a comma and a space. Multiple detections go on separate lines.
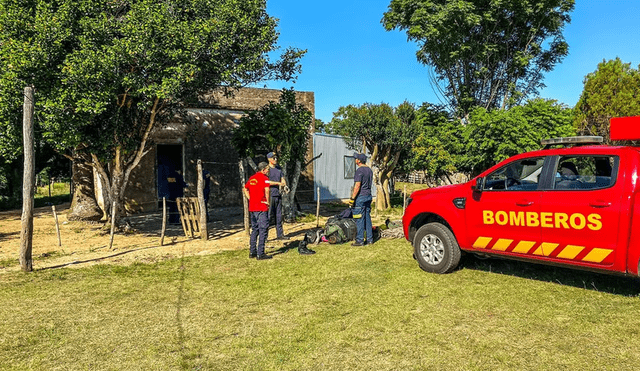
1, 239, 639, 370
34, 182, 71, 208
1, 182, 71, 211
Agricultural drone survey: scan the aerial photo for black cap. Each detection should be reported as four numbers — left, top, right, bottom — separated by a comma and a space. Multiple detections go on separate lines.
354, 153, 367, 163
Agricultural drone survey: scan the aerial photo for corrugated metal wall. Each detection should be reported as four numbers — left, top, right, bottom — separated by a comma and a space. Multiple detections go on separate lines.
312, 133, 376, 201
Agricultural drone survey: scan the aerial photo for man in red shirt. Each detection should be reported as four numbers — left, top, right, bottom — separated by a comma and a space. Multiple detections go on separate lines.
243, 162, 272, 260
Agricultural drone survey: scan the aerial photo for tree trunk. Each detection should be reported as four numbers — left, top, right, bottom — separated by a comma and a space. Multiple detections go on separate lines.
381, 175, 391, 208
20, 86, 35, 272
246, 157, 258, 172
92, 150, 127, 229
281, 160, 301, 222
107, 166, 125, 228
68, 154, 102, 221
373, 166, 390, 210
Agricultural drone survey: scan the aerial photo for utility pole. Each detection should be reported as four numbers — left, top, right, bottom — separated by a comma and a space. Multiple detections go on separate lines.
20, 86, 35, 272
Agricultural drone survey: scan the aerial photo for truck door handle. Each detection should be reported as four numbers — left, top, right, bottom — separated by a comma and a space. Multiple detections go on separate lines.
589, 200, 612, 208
516, 200, 534, 207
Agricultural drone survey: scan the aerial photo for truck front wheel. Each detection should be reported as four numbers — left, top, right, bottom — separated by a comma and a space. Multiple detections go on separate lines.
413, 222, 461, 274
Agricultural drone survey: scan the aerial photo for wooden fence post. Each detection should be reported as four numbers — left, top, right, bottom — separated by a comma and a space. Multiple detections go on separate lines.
160, 197, 167, 246
108, 200, 116, 250
20, 86, 35, 272
238, 159, 250, 236
403, 185, 407, 216
316, 187, 320, 227
197, 160, 207, 240
52, 205, 62, 247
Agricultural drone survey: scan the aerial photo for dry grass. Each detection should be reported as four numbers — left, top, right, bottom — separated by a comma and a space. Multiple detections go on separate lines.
1, 191, 639, 370
1, 238, 640, 370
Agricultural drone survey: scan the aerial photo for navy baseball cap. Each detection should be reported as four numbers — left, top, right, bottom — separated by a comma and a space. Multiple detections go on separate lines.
267, 152, 277, 159
354, 153, 367, 162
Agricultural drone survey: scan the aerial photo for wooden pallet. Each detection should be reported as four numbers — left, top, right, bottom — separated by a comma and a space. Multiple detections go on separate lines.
176, 197, 201, 238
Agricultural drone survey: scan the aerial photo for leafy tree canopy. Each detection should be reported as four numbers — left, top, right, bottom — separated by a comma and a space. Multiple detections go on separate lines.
383, 0, 574, 117
314, 118, 328, 133
232, 88, 313, 220
463, 98, 575, 174
574, 58, 640, 143
330, 101, 417, 209
232, 88, 312, 166
1, 0, 303, 156
0, 0, 304, 222
403, 103, 462, 182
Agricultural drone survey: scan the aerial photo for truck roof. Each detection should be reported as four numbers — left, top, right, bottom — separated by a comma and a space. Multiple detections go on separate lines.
511, 144, 640, 159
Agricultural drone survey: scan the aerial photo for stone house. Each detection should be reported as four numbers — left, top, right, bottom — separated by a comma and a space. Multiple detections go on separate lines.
99, 87, 315, 213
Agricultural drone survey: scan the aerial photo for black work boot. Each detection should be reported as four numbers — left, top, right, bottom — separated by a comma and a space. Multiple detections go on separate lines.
298, 246, 316, 255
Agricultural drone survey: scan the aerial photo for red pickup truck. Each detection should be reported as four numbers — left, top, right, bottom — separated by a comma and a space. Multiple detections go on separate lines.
402, 116, 640, 275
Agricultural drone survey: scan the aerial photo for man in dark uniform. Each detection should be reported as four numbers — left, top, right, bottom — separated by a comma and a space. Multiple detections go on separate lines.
202, 169, 212, 222
349, 153, 374, 246
266, 152, 289, 240
265, 152, 315, 255
243, 162, 272, 260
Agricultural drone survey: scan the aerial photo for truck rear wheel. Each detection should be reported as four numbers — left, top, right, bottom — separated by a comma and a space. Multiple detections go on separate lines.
413, 222, 461, 274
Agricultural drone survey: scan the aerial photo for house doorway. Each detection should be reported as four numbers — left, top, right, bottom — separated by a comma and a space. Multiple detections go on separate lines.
157, 144, 184, 208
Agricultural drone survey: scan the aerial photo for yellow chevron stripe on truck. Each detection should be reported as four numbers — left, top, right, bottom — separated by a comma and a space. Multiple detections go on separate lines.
472, 237, 612, 264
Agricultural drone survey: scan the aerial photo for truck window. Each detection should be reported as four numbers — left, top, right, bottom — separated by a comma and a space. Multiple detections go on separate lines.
554, 156, 616, 190
484, 157, 545, 191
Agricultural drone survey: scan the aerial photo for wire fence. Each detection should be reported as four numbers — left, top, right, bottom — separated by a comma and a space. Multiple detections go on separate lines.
11, 159, 418, 256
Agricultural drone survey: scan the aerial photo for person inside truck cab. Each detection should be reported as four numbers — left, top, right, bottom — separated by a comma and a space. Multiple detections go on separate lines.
595, 157, 613, 188
595, 158, 612, 177
556, 161, 579, 189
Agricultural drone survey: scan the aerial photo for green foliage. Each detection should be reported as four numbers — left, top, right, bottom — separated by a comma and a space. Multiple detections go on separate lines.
232, 88, 312, 166
37, 0, 303, 159
462, 98, 575, 174
331, 101, 418, 208
1, 242, 640, 369
331, 102, 416, 164
383, 0, 574, 117
403, 103, 462, 180
332, 99, 574, 182
0, 0, 304, 221
314, 118, 332, 133
574, 58, 640, 143
0, 0, 304, 165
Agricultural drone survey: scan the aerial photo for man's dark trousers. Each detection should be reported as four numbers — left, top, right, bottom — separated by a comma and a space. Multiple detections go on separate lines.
250, 211, 269, 256
269, 196, 285, 237
354, 194, 373, 244
204, 189, 210, 222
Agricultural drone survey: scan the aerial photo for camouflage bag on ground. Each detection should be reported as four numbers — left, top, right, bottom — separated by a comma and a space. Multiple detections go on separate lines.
324, 216, 357, 244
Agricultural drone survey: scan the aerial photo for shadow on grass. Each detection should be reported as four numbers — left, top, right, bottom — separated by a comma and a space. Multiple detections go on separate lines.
270, 240, 301, 256
0, 230, 20, 243
174, 243, 204, 369
37, 241, 184, 270
208, 225, 243, 240
460, 254, 640, 297
125, 211, 245, 241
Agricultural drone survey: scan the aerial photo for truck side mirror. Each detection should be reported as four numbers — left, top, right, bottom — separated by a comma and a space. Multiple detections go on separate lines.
473, 177, 484, 192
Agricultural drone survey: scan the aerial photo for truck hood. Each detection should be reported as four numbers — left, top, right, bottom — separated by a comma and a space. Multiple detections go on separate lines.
410, 183, 469, 199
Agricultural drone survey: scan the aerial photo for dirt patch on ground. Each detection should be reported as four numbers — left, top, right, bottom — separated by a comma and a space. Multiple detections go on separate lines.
0, 202, 361, 274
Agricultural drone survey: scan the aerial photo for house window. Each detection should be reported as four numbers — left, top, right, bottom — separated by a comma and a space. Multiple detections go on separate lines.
344, 155, 355, 179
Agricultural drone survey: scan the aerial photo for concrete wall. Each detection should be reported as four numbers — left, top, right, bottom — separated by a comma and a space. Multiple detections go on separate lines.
121, 87, 315, 213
